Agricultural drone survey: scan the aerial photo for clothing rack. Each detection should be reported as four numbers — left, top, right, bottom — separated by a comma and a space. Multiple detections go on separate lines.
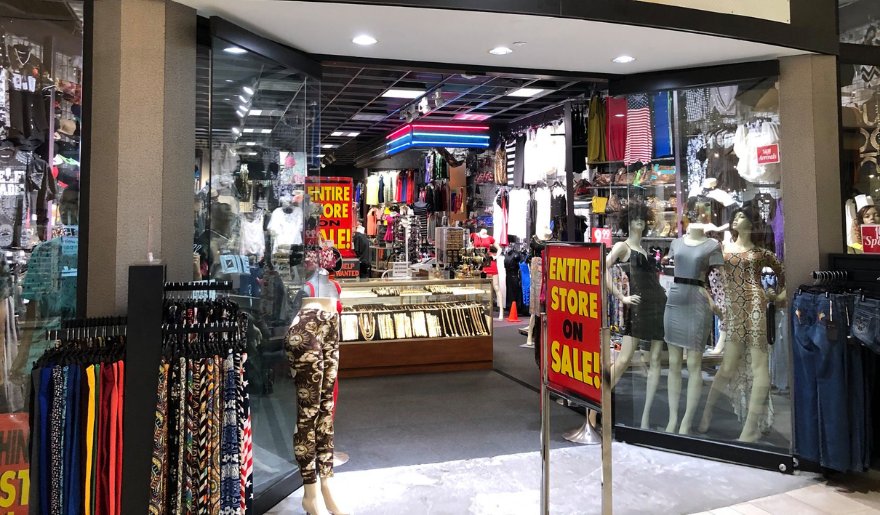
163, 280, 233, 291
49, 316, 128, 340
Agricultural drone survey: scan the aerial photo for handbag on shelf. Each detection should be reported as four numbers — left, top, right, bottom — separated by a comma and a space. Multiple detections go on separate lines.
606, 193, 624, 213
592, 196, 609, 213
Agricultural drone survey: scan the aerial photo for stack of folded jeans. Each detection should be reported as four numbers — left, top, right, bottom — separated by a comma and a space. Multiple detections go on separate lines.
791, 290, 880, 472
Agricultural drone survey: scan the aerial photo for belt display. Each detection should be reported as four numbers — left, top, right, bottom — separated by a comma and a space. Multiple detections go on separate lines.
339, 301, 491, 342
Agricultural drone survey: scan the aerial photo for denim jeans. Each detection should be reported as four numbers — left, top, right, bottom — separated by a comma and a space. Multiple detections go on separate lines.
852, 297, 880, 354
791, 292, 851, 472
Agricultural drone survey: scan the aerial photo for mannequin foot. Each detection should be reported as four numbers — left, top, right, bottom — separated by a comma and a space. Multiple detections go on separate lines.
640, 419, 650, 430
303, 483, 330, 515
738, 428, 762, 443
665, 420, 677, 433
321, 476, 351, 515
678, 425, 691, 436
696, 418, 710, 434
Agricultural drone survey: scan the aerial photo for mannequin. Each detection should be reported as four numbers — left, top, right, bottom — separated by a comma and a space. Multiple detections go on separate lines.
525, 229, 552, 346
287, 265, 348, 515
607, 202, 666, 429
698, 207, 785, 442
472, 227, 504, 319
663, 201, 724, 435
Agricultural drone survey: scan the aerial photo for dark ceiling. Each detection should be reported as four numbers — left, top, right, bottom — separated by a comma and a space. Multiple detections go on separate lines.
197, 47, 603, 166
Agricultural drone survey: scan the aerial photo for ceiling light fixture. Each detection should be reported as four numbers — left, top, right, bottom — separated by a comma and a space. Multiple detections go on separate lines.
513, 41, 528, 46
331, 131, 344, 137
236, 111, 245, 118
231, 127, 240, 135
242, 86, 254, 95
508, 87, 545, 98
260, 129, 272, 134
489, 46, 513, 55
612, 55, 636, 64
224, 46, 247, 55
454, 113, 491, 121
243, 128, 255, 133
225, 79, 233, 83
223, 98, 231, 101
245, 142, 256, 146
249, 109, 263, 116
352, 34, 378, 46
239, 95, 250, 104
347, 132, 360, 137
317, 154, 325, 158
382, 88, 426, 99
321, 144, 337, 149
352, 113, 386, 121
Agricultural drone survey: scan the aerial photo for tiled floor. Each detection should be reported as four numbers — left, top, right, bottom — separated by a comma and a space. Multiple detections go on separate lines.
692, 482, 880, 515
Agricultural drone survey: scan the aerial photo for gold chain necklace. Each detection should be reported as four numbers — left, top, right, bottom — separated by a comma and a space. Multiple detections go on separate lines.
358, 313, 375, 340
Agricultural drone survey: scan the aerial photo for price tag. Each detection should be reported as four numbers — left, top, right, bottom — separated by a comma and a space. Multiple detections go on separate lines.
592, 227, 612, 247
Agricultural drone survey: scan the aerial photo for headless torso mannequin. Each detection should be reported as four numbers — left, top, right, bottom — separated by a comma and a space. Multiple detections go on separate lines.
607, 213, 666, 429
289, 268, 349, 515
663, 221, 723, 435
473, 228, 505, 320
698, 209, 786, 442
525, 230, 552, 346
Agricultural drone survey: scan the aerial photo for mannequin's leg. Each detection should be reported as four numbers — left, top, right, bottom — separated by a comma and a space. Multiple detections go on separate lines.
641, 340, 664, 429
698, 338, 744, 433
318, 319, 349, 514
526, 313, 537, 345
666, 345, 683, 433
679, 350, 705, 435
610, 336, 637, 389
492, 275, 504, 320
285, 316, 330, 515
739, 346, 771, 442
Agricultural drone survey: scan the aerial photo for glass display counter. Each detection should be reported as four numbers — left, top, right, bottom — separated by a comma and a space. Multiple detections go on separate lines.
336, 278, 494, 377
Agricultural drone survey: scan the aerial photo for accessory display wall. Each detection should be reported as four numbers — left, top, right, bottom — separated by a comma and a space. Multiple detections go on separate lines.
337, 278, 493, 377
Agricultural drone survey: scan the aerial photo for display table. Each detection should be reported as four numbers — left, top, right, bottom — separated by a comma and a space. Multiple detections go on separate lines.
336, 278, 493, 377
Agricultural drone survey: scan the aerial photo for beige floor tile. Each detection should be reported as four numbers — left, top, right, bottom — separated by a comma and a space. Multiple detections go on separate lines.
787, 484, 875, 514
710, 508, 744, 515
751, 493, 830, 515
729, 503, 773, 515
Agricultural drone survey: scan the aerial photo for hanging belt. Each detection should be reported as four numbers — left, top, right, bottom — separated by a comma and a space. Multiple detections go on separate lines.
674, 277, 705, 287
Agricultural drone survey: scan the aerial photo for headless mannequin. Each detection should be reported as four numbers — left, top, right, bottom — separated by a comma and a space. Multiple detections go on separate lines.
663, 223, 720, 435
473, 228, 505, 320
298, 269, 348, 515
698, 212, 786, 442
607, 218, 664, 429
525, 232, 551, 346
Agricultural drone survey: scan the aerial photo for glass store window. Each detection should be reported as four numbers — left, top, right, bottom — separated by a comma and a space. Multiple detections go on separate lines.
0, 1, 84, 511
841, 62, 880, 253
196, 34, 321, 498
609, 79, 790, 453
840, 0, 880, 46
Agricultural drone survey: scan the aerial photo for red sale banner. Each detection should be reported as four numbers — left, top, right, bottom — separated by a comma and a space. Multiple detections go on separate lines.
861, 225, 880, 254
757, 144, 780, 165
306, 177, 356, 258
544, 244, 604, 406
0, 413, 30, 514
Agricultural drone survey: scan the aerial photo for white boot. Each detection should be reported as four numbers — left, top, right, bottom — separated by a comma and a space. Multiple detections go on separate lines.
302, 482, 330, 515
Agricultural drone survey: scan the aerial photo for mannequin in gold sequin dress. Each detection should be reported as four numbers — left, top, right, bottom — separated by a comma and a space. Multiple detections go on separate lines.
698, 208, 785, 442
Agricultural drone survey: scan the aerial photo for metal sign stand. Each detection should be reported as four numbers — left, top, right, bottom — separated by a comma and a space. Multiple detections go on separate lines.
540, 244, 612, 515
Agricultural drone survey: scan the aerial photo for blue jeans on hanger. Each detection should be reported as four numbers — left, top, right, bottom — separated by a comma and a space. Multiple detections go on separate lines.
791, 292, 851, 472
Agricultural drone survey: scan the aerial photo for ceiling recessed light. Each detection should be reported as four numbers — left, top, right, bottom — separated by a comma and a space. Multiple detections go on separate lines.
331, 131, 344, 137
508, 87, 545, 98
612, 55, 636, 64
249, 109, 263, 116
223, 98, 231, 101
347, 132, 360, 137
454, 113, 492, 121
225, 79, 233, 83
352, 34, 378, 46
242, 86, 254, 95
231, 127, 240, 135
243, 128, 255, 133
224, 46, 247, 55
321, 144, 337, 149
245, 142, 256, 146
260, 129, 272, 134
382, 88, 426, 99
489, 46, 513, 55
236, 111, 245, 118
238, 95, 249, 103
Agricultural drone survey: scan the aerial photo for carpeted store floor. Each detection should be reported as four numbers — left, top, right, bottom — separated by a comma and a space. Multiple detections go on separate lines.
267, 323, 822, 514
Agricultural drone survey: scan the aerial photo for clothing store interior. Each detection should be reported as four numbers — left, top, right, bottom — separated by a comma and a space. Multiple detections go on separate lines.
12, 1, 880, 514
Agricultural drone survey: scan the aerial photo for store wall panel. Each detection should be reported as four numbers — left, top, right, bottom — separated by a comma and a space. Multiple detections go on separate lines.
778, 54, 842, 284
88, 0, 197, 313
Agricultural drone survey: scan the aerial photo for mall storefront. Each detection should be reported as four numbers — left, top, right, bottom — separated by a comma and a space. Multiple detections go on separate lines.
2, 1, 872, 513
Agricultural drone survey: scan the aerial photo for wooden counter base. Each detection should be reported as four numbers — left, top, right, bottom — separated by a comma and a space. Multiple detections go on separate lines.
339, 335, 493, 378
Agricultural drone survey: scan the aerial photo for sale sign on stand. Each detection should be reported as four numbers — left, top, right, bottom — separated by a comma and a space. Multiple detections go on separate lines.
544, 243, 604, 407
862, 225, 880, 254
306, 177, 356, 258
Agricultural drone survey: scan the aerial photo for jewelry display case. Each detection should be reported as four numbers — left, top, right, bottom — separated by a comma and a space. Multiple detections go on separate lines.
336, 278, 494, 377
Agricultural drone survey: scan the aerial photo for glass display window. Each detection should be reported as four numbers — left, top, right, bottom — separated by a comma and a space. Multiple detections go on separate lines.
608, 78, 790, 454
840, 0, 880, 46
841, 61, 880, 254
196, 34, 321, 495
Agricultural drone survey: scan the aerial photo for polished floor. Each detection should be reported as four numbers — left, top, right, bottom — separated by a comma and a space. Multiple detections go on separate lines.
264, 322, 870, 514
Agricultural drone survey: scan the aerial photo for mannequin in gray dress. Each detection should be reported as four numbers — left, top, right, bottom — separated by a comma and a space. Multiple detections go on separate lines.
662, 208, 724, 435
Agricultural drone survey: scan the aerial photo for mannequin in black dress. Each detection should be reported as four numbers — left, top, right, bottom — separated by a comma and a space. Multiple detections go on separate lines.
607, 202, 666, 429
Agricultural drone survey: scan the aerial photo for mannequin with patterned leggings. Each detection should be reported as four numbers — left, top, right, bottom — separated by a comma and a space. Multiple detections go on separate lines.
286, 269, 349, 515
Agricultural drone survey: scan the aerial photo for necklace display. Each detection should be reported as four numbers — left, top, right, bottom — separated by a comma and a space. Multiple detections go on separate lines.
342, 302, 490, 341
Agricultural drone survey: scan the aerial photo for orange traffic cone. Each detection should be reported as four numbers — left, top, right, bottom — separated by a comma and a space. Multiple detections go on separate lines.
507, 301, 519, 322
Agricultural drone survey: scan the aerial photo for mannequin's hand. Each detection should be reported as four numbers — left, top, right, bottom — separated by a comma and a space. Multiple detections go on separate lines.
621, 295, 642, 306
